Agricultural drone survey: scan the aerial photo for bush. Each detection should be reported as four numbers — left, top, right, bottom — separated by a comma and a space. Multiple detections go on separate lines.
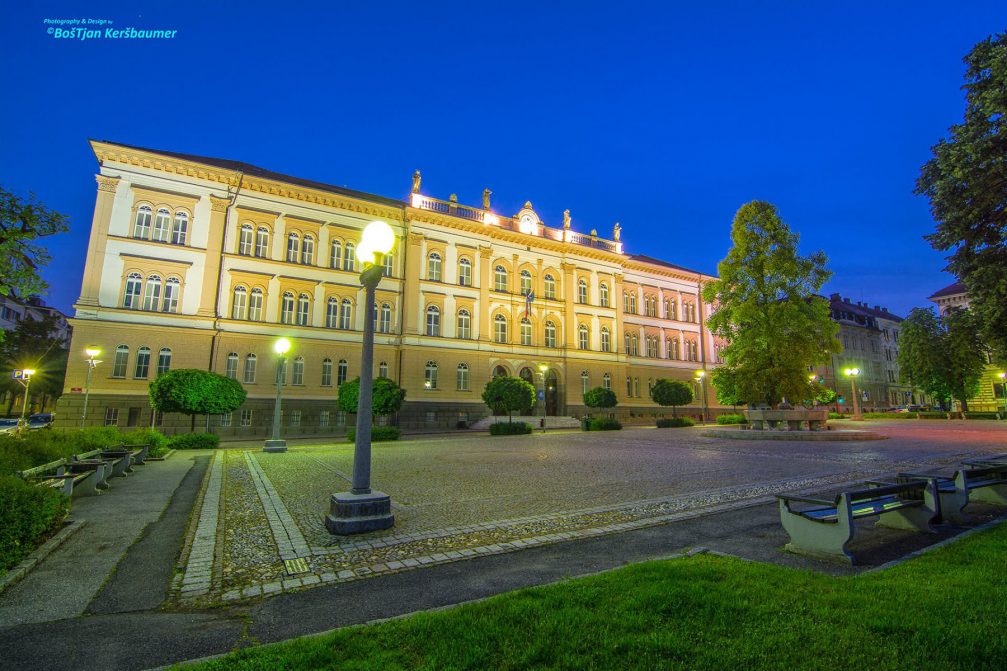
964, 412, 1000, 420
828, 412, 845, 419
489, 422, 533, 436
588, 418, 623, 431
346, 426, 402, 442
0, 475, 70, 573
120, 428, 169, 457
657, 417, 695, 428
168, 433, 220, 450
716, 414, 747, 425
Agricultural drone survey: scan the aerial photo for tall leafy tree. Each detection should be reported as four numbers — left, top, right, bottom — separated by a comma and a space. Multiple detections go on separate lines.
650, 379, 694, 417
917, 31, 1007, 359
148, 369, 247, 432
898, 307, 986, 412
702, 201, 840, 408
0, 187, 69, 300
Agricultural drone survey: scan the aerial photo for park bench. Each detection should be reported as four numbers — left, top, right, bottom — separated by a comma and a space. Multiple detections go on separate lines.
898, 463, 1007, 524
777, 479, 938, 564
16, 457, 102, 497
77, 448, 131, 479
117, 443, 150, 465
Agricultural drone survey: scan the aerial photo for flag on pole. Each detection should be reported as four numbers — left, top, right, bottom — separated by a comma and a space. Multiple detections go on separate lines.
525, 290, 535, 318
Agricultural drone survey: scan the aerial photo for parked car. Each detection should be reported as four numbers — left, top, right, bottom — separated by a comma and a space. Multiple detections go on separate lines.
28, 413, 54, 429
0, 418, 19, 434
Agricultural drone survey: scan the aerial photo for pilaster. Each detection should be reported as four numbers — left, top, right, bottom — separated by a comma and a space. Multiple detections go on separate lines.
77, 175, 120, 307
403, 232, 424, 335
198, 195, 231, 317
478, 246, 492, 341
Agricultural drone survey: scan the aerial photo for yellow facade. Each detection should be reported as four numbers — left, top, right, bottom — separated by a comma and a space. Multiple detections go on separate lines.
56, 141, 725, 435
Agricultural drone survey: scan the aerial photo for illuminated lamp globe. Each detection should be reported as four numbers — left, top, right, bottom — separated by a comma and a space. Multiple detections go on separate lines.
274, 337, 291, 355
85, 346, 101, 358
355, 239, 376, 266
362, 220, 395, 256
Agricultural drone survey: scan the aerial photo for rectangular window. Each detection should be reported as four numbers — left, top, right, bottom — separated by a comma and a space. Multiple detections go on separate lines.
336, 411, 346, 427
425, 411, 436, 425
244, 357, 257, 383
220, 412, 232, 427
240, 409, 253, 427
319, 410, 330, 427
104, 407, 119, 426
291, 410, 301, 427
457, 366, 469, 391
134, 350, 151, 378
112, 349, 128, 378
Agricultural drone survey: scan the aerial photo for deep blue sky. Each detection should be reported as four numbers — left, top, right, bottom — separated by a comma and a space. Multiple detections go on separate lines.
2, 2, 1004, 316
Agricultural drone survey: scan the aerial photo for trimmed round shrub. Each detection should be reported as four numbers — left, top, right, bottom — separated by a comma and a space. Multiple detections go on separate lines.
120, 428, 169, 457
716, 414, 747, 425
657, 417, 695, 428
489, 422, 533, 436
588, 418, 623, 431
346, 426, 401, 442
0, 475, 70, 572
168, 433, 220, 450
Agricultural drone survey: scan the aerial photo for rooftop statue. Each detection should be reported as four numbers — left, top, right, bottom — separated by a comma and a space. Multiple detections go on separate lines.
411, 170, 421, 194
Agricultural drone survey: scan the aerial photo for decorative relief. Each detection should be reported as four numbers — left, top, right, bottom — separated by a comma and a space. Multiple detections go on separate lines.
209, 195, 231, 213
95, 174, 120, 193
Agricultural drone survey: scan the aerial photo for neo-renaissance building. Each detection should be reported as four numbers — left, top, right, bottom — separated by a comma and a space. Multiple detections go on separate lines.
56, 141, 726, 435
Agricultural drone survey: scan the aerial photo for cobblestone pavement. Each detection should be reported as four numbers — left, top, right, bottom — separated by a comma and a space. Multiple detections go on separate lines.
173, 420, 1007, 604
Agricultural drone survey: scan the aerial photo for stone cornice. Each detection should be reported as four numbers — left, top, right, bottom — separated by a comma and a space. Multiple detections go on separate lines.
95, 174, 120, 192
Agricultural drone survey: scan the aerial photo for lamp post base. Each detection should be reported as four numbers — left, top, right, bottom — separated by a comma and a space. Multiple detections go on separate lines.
325, 490, 395, 535
263, 439, 288, 453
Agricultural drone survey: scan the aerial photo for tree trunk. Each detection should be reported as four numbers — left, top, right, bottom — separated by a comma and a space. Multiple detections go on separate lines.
191, 414, 196, 433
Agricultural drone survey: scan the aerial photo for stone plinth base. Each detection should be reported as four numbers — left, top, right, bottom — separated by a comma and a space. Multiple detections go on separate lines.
745, 409, 829, 431
263, 439, 287, 453
325, 491, 395, 535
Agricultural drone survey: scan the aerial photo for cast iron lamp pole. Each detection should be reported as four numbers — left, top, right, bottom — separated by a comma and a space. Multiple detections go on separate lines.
264, 337, 291, 452
327, 221, 396, 535
15, 369, 36, 431
844, 367, 863, 420
695, 370, 707, 423
999, 372, 1006, 420
538, 363, 548, 432
80, 347, 101, 429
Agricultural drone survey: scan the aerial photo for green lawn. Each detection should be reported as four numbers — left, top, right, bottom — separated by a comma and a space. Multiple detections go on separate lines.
182, 523, 1007, 670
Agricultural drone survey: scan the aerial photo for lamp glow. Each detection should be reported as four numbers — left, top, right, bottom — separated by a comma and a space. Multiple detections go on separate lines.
355, 240, 375, 266
844, 367, 860, 376
274, 338, 291, 355
22, 369, 36, 377
85, 346, 101, 358
695, 370, 706, 379
538, 364, 548, 373
362, 220, 395, 255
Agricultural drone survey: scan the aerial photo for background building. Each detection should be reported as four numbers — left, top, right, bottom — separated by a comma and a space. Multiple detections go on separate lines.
55, 141, 725, 436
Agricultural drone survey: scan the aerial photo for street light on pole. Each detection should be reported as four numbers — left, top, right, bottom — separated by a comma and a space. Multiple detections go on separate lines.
998, 372, 1006, 420
13, 369, 36, 431
538, 363, 548, 432
844, 367, 863, 420
327, 220, 396, 535
695, 370, 707, 423
263, 337, 291, 453
80, 347, 101, 429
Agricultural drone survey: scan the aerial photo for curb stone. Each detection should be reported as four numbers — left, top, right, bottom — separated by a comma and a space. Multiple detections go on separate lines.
0, 520, 86, 595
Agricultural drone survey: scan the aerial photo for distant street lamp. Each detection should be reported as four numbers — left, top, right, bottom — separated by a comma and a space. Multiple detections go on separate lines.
327, 220, 396, 535
695, 370, 708, 423
13, 368, 36, 430
998, 372, 1006, 420
264, 337, 292, 453
538, 363, 549, 432
844, 367, 863, 420
80, 347, 101, 429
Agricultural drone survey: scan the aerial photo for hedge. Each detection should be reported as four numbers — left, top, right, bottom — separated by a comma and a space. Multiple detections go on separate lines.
657, 417, 695, 428
489, 422, 532, 436
715, 414, 746, 425
587, 418, 623, 431
346, 426, 402, 442
168, 433, 220, 450
0, 427, 170, 476
0, 475, 70, 574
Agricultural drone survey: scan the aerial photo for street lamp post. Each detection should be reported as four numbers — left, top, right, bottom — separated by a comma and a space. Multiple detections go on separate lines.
327, 221, 396, 535
695, 370, 708, 423
80, 347, 101, 429
264, 337, 292, 452
844, 367, 863, 420
13, 369, 36, 431
998, 372, 1006, 420
538, 364, 548, 432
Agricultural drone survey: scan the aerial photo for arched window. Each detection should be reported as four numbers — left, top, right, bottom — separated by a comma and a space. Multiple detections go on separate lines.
579, 324, 589, 350
380, 304, 391, 333
340, 299, 352, 329
255, 227, 269, 257
578, 279, 588, 304
544, 274, 556, 299
292, 357, 305, 385
162, 278, 180, 313
493, 314, 507, 343
601, 327, 611, 352
244, 354, 257, 383
671, 338, 680, 360
142, 275, 162, 311
378, 361, 388, 378
581, 371, 590, 395
330, 240, 343, 269
600, 283, 609, 307
632, 334, 639, 356
337, 359, 348, 386
286, 233, 300, 263
494, 265, 508, 292
152, 208, 170, 242
112, 345, 129, 377
623, 291, 630, 313
458, 258, 472, 286
520, 270, 532, 296
281, 291, 295, 324
302, 235, 315, 265
426, 305, 441, 336
344, 242, 356, 271
428, 253, 442, 281
603, 373, 612, 390
123, 273, 142, 308
669, 299, 678, 320
326, 298, 339, 328
135, 346, 151, 379
630, 294, 637, 314
133, 206, 152, 238
249, 289, 263, 321
424, 361, 438, 389
157, 348, 172, 375
296, 293, 310, 325
545, 320, 557, 348
171, 211, 188, 245
457, 309, 471, 339
321, 358, 333, 386
456, 363, 469, 391
238, 224, 253, 255
225, 352, 238, 379
626, 376, 633, 397
520, 317, 532, 345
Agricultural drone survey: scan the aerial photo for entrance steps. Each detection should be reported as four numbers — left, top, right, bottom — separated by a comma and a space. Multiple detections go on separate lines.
470, 415, 582, 430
